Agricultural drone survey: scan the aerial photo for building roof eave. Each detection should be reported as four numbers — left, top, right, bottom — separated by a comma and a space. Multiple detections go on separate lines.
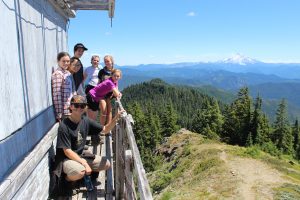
49, 0, 115, 20
66, 0, 115, 18
49, 0, 76, 19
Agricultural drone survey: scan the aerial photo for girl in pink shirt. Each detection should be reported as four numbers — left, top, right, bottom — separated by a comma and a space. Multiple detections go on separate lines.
87, 69, 122, 125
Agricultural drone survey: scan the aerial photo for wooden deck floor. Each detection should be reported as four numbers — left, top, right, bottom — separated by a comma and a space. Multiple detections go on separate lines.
69, 134, 114, 200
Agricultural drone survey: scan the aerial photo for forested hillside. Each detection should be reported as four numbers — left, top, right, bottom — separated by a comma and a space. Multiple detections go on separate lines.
121, 79, 300, 172
122, 78, 222, 130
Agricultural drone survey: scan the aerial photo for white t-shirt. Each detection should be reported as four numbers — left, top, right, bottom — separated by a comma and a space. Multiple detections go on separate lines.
84, 65, 101, 86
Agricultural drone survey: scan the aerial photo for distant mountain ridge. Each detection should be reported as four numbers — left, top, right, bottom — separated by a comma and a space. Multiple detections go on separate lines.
120, 54, 300, 79
119, 65, 300, 91
118, 56, 300, 120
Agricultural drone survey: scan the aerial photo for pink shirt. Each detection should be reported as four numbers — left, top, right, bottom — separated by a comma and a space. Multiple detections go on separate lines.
89, 78, 117, 102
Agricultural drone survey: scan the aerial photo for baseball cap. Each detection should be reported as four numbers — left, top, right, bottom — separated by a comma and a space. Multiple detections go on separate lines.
74, 43, 88, 52
70, 95, 87, 104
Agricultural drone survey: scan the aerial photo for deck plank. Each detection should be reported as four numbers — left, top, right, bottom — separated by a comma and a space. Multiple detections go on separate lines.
106, 134, 115, 200
74, 135, 107, 200
96, 135, 106, 200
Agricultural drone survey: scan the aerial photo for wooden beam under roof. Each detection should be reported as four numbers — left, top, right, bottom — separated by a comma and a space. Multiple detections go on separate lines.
65, 0, 115, 19
66, 0, 111, 10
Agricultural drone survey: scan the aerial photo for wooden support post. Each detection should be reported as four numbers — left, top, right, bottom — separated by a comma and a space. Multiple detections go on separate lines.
115, 121, 125, 199
125, 150, 136, 200
113, 100, 153, 200
106, 133, 114, 200
124, 115, 153, 200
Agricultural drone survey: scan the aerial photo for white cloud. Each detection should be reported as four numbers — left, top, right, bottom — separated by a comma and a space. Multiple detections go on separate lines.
187, 11, 196, 17
105, 32, 112, 36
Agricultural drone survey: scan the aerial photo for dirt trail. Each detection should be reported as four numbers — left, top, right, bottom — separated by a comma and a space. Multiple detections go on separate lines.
220, 150, 288, 200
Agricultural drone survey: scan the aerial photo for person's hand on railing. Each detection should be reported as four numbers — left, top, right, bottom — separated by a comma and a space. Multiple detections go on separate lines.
116, 109, 126, 119
117, 92, 122, 99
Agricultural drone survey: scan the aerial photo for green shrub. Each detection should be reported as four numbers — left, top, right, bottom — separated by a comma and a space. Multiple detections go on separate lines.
260, 142, 281, 157
152, 173, 172, 192
160, 191, 174, 200
243, 146, 261, 158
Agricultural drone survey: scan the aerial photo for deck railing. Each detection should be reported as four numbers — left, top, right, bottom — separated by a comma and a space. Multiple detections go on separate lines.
112, 100, 153, 200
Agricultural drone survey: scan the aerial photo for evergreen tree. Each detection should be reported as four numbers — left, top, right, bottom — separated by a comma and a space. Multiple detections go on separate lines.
191, 108, 203, 134
251, 95, 271, 145
127, 102, 163, 171
127, 102, 146, 152
192, 98, 223, 139
255, 114, 271, 145
251, 95, 262, 142
161, 102, 179, 137
272, 99, 293, 154
296, 146, 300, 160
246, 133, 253, 146
222, 105, 237, 143
222, 87, 252, 145
292, 119, 300, 154
210, 99, 224, 135
145, 110, 162, 150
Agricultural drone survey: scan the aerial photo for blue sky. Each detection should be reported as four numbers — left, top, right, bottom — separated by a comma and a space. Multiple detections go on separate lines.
68, 0, 300, 66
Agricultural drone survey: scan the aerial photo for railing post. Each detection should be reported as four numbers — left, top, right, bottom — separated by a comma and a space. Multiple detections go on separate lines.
124, 116, 153, 200
106, 133, 115, 199
125, 150, 136, 200
115, 119, 125, 199
114, 99, 153, 200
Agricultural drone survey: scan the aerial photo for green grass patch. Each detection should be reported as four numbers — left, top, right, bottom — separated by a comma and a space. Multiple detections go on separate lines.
196, 148, 222, 159
151, 158, 192, 193
160, 191, 174, 200
275, 183, 300, 200
152, 172, 173, 192
263, 156, 300, 182
243, 146, 261, 158
228, 145, 262, 159
182, 144, 191, 156
193, 158, 223, 175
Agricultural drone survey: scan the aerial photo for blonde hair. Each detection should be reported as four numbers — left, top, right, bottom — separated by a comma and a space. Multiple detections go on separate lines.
91, 55, 100, 63
104, 55, 114, 68
112, 69, 122, 77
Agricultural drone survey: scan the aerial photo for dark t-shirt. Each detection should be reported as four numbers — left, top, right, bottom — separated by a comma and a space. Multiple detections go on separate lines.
98, 67, 112, 83
56, 115, 103, 160
73, 59, 83, 90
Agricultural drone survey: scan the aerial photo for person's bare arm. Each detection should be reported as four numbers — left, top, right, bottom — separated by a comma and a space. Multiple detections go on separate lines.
101, 110, 124, 134
112, 88, 122, 98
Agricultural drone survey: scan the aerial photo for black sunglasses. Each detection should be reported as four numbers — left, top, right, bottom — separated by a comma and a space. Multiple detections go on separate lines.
72, 103, 86, 109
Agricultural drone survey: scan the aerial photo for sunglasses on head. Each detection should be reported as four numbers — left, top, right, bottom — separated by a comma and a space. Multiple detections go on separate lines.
72, 103, 86, 109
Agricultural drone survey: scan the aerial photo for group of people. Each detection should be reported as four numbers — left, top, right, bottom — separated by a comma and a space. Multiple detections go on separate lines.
51, 43, 122, 125
50, 43, 123, 196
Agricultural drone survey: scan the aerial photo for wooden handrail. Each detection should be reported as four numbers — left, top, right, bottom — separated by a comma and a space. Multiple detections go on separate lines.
114, 99, 153, 200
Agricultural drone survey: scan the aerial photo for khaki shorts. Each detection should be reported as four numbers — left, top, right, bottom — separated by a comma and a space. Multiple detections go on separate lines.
63, 155, 108, 177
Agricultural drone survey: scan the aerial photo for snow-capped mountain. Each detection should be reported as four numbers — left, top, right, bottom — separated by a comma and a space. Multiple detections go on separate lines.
222, 53, 260, 65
